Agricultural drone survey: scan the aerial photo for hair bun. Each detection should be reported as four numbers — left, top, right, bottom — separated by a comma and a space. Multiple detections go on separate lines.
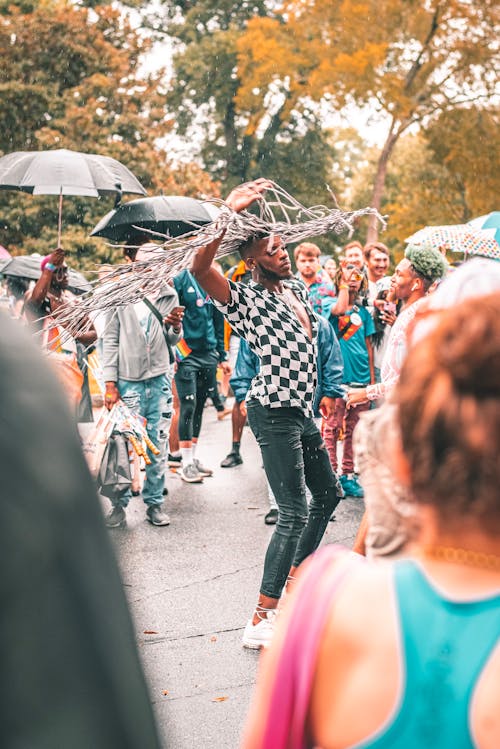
438, 313, 500, 396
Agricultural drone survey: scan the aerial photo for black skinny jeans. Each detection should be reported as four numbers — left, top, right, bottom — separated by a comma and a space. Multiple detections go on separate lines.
247, 399, 339, 599
174, 353, 218, 441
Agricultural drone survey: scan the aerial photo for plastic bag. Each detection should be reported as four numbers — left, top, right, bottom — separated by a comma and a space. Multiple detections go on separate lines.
98, 432, 132, 499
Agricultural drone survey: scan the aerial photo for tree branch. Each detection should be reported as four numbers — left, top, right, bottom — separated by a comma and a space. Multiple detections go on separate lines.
404, 3, 441, 93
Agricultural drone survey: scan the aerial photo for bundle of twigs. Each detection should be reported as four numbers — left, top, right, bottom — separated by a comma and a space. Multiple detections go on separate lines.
51, 181, 385, 338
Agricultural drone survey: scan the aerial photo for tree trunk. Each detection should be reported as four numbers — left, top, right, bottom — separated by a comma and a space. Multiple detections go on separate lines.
366, 120, 400, 244
223, 101, 242, 183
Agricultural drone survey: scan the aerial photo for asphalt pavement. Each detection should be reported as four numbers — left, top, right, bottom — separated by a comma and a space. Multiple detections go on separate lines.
106, 404, 364, 749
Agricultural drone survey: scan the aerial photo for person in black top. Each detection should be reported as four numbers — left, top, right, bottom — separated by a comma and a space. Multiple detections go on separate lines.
191, 179, 340, 649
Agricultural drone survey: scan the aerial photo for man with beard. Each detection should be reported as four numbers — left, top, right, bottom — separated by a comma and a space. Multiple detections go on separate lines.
293, 242, 335, 314
346, 243, 448, 408
191, 179, 340, 649
363, 241, 391, 302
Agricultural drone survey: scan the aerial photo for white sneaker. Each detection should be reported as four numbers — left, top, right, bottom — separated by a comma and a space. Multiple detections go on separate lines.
179, 462, 204, 483
194, 458, 213, 477
242, 615, 275, 650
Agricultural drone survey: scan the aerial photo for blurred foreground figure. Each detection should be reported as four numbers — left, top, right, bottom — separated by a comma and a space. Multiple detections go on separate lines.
242, 294, 500, 749
0, 313, 162, 749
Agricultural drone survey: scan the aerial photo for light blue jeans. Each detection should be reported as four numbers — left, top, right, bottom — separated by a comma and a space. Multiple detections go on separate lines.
117, 374, 172, 507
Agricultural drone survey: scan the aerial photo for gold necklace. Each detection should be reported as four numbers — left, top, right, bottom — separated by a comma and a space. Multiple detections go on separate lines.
423, 545, 500, 572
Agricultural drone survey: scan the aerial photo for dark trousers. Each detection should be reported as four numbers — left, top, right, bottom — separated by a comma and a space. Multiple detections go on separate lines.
247, 399, 339, 599
174, 352, 218, 441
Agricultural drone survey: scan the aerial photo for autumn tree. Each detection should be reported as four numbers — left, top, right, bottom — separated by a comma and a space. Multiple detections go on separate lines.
152, 0, 339, 208
346, 106, 500, 256
235, 0, 500, 240
0, 0, 217, 267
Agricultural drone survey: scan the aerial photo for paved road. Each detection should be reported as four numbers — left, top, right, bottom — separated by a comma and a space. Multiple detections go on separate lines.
107, 405, 364, 749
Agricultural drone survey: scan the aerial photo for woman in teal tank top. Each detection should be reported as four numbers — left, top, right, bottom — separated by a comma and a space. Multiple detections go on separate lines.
242, 293, 500, 749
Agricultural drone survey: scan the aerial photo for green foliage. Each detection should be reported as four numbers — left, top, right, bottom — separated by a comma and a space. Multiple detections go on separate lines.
234, 0, 500, 238
0, 0, 218, 268
346, 109, 500, 260
158, 0, 336, 199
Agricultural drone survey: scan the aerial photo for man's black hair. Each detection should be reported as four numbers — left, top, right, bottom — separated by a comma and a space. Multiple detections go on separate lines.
238, 232, 269, 259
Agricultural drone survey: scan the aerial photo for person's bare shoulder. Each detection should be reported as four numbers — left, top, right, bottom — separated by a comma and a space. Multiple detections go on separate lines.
326, 562, 395, 643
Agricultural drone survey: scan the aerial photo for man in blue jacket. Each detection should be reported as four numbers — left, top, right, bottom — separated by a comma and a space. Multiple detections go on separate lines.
173, 268, 231, 483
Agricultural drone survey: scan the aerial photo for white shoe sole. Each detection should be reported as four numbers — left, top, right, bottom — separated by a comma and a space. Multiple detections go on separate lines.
180, 474, 204, 483
242, 637, 269, 650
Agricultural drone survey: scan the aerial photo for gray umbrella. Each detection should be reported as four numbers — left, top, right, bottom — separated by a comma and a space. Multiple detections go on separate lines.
90, 195, 221, 245
0, 255, 91, 294
0, 149, 147, 245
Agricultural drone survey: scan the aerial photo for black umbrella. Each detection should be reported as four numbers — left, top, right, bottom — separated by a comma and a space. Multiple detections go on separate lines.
0, 255, 91, 294
0, 149, 147, 245
90, 195, 221, 244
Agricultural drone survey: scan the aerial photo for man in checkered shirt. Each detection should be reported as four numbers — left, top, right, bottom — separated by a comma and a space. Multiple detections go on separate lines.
191, 179, 340, 649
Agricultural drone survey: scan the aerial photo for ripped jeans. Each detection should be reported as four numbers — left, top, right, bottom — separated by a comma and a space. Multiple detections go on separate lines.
247, 399, 339, 599
117, 374, 172, 507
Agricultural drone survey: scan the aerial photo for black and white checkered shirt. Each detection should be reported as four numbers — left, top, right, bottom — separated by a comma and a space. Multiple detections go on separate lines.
214, 278, 318, 415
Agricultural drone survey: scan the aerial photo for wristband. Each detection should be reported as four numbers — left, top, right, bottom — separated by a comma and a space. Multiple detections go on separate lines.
45, 262, 56, 272
339, 283, 348, 291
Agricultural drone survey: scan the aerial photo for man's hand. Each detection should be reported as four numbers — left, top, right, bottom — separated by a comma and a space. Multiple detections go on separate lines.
163, 305, 185, 331
104, 382, 120, 410
225, 178, 274, 213
319, 396, 336, 418
219, 361, 232, 376
238, 400, 247, 418
345, 387, 368, 408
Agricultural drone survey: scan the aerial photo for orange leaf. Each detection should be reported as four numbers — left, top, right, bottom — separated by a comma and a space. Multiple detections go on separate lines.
143, 630, 158, 635
212, 696, 229, 702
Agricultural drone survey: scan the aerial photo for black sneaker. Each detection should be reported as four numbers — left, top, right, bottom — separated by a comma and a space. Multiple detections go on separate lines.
220, 451, 243, 468
147, 505, 171, 526
105, 505, 126, 528
168, 453, 182, 468
264, 508, 279, 525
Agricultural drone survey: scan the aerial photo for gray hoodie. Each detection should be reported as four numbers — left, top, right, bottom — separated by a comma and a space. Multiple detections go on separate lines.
102, 286, 181, 382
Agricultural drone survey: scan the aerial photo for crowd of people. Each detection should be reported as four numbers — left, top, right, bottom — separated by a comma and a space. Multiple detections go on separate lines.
1, 176, 498, 748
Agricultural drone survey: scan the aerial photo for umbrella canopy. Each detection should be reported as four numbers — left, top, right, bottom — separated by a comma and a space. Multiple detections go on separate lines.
0, 149, 146, 198
0, 149, 146, 246
406, 224, 500, 260
90, 195, 221, 244
0, 255, 91, 294
468, 212, 500, 247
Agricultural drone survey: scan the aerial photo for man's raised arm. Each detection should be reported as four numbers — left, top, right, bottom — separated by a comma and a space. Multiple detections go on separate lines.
190, 235, 231, 303
191, 179, 272, 304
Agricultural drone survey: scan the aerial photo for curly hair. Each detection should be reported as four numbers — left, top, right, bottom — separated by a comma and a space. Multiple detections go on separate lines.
404, 243, 448, 288
396, 293, 500, 533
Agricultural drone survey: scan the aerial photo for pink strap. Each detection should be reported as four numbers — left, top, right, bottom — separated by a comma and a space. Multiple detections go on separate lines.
260, 545, 361, 749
